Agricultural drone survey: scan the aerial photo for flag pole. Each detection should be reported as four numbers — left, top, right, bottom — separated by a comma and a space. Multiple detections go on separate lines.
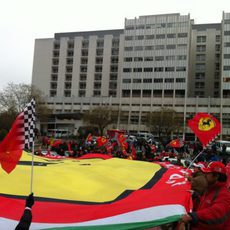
30, 139, 35, 193
186, 148, 205, 171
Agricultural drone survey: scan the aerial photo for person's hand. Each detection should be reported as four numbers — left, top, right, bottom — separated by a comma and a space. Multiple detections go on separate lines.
181, 214, 192, 223
25, 193, 34, 208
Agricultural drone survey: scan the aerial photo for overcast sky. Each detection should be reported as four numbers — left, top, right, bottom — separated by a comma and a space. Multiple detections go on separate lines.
0, 0, 229, 90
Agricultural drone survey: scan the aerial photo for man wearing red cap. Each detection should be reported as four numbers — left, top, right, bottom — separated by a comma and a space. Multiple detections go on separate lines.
181, 161, 230, 229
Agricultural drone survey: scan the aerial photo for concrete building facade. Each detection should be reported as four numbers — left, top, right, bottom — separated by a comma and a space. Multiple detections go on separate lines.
32, 12, 230, 139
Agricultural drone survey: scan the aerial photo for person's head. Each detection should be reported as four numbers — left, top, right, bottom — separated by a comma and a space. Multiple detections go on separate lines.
201, 161, 227, 185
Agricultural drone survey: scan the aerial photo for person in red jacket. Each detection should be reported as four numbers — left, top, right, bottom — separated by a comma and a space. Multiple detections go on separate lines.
181, 161, 230, 230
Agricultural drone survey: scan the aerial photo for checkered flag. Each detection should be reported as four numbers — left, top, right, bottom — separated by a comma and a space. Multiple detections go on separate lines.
23, 98, 36, 151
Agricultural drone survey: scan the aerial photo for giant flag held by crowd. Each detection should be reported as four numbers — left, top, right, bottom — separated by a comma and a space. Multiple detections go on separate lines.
0, 152, 192, 229
188, 112, 221, 147
0, 99, 36, 173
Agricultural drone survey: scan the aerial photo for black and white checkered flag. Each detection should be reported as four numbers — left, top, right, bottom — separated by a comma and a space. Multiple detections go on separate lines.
23, 98, 36, 150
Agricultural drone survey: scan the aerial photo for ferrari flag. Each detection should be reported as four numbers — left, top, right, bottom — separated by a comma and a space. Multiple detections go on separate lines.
0, 152, 192, 229
0, 99, 35, 173
188, 112, 221, 147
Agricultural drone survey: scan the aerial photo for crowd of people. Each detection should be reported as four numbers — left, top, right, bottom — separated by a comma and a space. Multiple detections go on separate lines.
26, 133, 230, 230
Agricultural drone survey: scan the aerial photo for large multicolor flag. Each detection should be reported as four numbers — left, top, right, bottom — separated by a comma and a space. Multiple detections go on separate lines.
188, 112, 221, 147
0, 152, 192, 229
0, 99, 35, 173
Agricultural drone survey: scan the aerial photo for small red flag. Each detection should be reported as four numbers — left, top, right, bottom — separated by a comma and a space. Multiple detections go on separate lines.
168, 139, 183, 148
188, 113, 221, 147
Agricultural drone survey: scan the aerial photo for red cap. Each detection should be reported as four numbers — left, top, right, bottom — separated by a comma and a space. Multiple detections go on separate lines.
201, 161, 226, 175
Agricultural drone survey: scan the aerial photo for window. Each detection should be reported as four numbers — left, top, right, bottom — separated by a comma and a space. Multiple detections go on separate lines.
96, 49, 103, 56
133, 79, 141, 83
123, 68, 132, 72
144, 57, 153, 61
111, 57, 118, 64
82, 40, 89, 48
95, 57, 103, 64
224, 54, 230, 59
154, 67, 164, 72
93, 90, 101, 96
177, 44, 187, 49
111, 48, 119, 55
136, 35, 144, 40
95, 66, 102, 72
65, 75, 72, 81
94, 82, 101, 89
178, 33, 188, 38
80, 74, 87, 81
134, 46, 143, 51
78, 90, 85, 97
134, 57, 143, 62
145, 46, 154, 50
224, 66, 230, 71
144, 67, 153, 72
165, 78, 174, 83
94, 73, 102, 81
197, 36, 206, 43
65, 82, 71, 89
110, 66, 118, 72
224, 42, 230, 47
215, 45, 220, 52
145, 35, 155, 39
155, 45, 164, 50
143, 79, 152, 83
224, 31, 230, 36
177, 55, 187, 60
50, 82, 57, 89
124, 57, 132, 62
196, 54, 206, 61
195, 82, 205, 89
216, 35, 221, 42
64, 90, 71, 97
123, 79, 131, 83
155, 56, 164, 61
154, 78, 163, 83
66, 67, 72, 73
165, 67, 175, 72
52, 59, 59, 65
167, 34, 176, 38
176, 66, 186, 72
97, 40, 104, 47
79, 82, 86, 89
110, 73, 117, 80
176, 78, 185, 82
166, 44, 176, 49
81, 50, 88, 56
81, 58, 88, 65
156, 34, 165, 39
195, 72, 205, 80
166, 56, 175, 60
197, 45, 206, 52
133, 68, 142, 72
52, 67, 58, 73
196, 64, 205, 71
51, 74, 58, 81
125, 36, 133, 41
80, 66, 87, 72
124, 47, 133, 51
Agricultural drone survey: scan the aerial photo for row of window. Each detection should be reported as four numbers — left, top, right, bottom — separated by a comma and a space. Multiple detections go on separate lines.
124, 44, 187, 51
122, 78, 186, 83
122, 89, 186, 98
124, 55, 186, 62
124, 33, 188, 41
123, 66, 186, 73
125, 21, 188, 30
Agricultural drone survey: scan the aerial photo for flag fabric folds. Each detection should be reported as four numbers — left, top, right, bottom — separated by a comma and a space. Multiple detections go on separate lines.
188, 112, 221, 147
0, 152, 192, 229
0, 99, 35, 173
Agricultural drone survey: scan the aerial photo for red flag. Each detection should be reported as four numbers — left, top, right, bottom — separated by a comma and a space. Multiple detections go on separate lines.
168, 139, 183, 148
188, 113, 221, 147
0, 99, 35, 173
96, 136, 109, 147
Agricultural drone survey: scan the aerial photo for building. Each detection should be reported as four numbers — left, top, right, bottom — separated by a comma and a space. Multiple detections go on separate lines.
32, 12, 230, 139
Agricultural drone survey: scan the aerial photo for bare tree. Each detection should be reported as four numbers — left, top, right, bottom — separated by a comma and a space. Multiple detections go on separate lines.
0, 82, 52, 122
82, 106, 119, 136
147, 107, 183, 140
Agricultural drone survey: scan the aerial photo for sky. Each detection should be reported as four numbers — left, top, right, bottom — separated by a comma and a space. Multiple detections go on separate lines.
0, 0, 229, 90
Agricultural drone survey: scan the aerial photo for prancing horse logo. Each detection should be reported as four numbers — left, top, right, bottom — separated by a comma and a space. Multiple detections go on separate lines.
198, 117, 215, 131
